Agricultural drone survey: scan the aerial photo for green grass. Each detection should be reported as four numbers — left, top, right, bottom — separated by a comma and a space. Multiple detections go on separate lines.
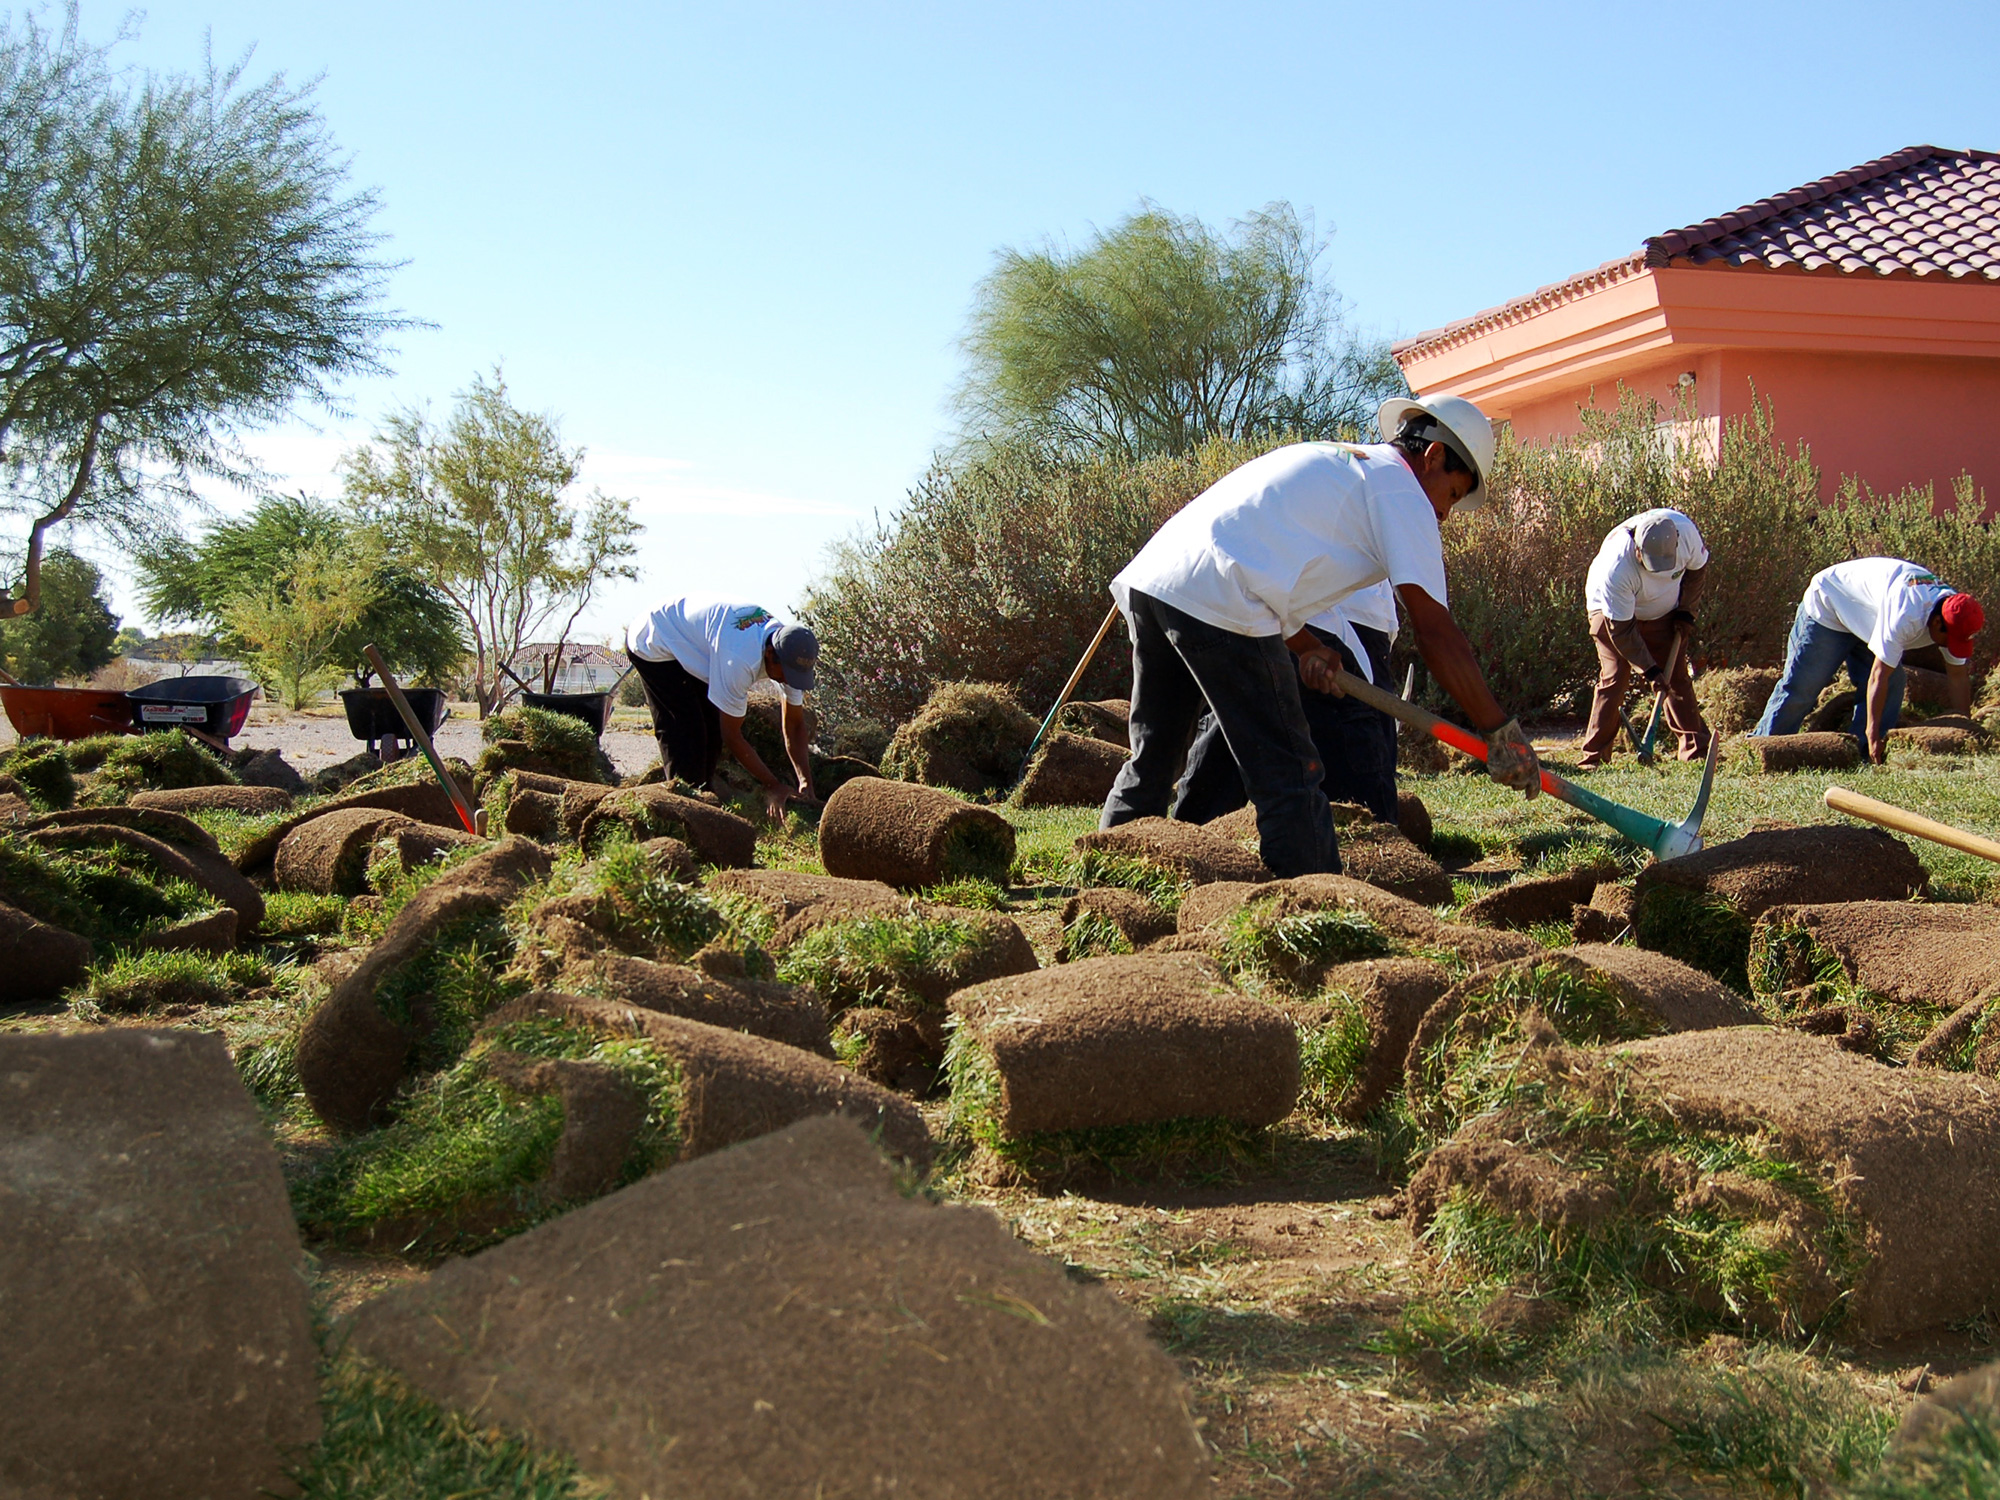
920, 875, 1009, 909
1060, 906, 1136, 961
776, 910, 995, 1010
290, 1015, 682, 1253
372, 910, 523, 1072
2, 740, 76, 809
261, 890, 350, 939
1296, 991, 1372, 1123
0, 832, 213, 944
1217, 901, 1391, 990
1058, 847, 1189, 911
85, 729, 237, 801
291, 1347, 600, 1499
75, 947, 277, 1013
1747, 921, 1956, 1064
1635, 883, 1757, 990
1005, 803, 1106, 885
1848, 1407, 2000, 1499
1409, 751, 2000, 901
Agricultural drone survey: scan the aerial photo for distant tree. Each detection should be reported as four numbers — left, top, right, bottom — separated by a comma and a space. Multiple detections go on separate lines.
112, 624, 149, 656
140, 495, 466, 685
224, 536, 380, 709
0, 547, 116, 681
0, 10, 403, 624
343, 372, 641, 717
958, 202, 1405, 460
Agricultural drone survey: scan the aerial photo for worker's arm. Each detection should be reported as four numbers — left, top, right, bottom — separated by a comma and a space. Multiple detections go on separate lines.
1398, 583, 1540, 796
1606, 617, 1659, 674
719, 713, 800, 820
782, 700, 821, 805
1675, 565, 1708, 612
1286, 629, 1344, 695
1865, 658, 1896, 764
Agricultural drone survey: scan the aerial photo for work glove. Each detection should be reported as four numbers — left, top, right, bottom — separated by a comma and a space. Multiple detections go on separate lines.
1485, 718, 1541, 799
1642, 663, 1665, 687
1667, 608, 1696, 639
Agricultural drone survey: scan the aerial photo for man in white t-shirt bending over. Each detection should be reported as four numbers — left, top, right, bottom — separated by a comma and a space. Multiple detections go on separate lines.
1753, 558, 1984, 762
1102, 395, 1540, 879
1576, 509, 1712, 769
625, 597, 822, 819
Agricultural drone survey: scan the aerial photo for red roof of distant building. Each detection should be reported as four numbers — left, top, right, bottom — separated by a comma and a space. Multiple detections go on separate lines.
1396, 145, 2000, 359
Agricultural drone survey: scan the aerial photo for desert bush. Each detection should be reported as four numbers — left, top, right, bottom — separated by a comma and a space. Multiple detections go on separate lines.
800, 433, 1283, 729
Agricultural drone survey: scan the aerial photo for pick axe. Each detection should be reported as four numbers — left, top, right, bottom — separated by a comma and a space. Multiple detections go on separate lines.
1616, 634, 1684, 767
1335, 667, 1718, 860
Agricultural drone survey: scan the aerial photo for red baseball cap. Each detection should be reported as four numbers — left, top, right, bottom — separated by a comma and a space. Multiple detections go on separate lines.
1941, 592, 1984, 660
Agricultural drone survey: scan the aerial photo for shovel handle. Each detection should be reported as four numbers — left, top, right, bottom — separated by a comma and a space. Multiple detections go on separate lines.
1824, 785, 2000, 864
363, 645, 482, 836
1020, 603, 1123, 772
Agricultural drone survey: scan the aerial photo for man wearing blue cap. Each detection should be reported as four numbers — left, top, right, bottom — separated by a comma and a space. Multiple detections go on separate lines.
624, 597, 821, 820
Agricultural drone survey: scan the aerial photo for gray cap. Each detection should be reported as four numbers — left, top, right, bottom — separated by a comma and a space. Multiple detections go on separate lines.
769, 622, 818, 691
1634, 514, 1682, 574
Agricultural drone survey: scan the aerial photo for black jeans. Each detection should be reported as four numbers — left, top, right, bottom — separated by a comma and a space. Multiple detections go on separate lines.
1178, 623, 1400, 826
1100, 590, 1338, 878
628, 652, 722, 787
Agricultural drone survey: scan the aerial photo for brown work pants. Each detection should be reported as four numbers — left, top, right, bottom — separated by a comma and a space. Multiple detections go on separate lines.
1577, 613, 1710, 768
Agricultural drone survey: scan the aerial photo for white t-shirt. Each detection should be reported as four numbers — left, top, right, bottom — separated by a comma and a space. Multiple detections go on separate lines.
1112, 443, 1448, 639
626, 597, 807, 716
1800, 558, 1962, 667
1306, 581, 1398, 685
1584, 509, 1709, 622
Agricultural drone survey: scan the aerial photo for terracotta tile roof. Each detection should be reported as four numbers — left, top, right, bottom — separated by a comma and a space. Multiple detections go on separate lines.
1644, 145, 2000, 280
1396, 145, 2000, 358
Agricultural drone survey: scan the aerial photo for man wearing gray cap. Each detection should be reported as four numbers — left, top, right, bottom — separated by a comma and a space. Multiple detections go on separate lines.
1576, 509, 1711, 770
624, 597, 821, 820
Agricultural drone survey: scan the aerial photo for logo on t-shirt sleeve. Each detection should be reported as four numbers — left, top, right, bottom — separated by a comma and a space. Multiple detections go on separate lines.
730, 607, 773, 631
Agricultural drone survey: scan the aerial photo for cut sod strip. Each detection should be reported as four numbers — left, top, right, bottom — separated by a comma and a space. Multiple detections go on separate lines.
1407, 1026, 2000, 1341
817, 776, 1017, 889
944, 952, 1298, 1183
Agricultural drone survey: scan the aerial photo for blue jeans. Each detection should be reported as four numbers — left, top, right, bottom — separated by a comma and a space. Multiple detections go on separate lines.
1176, 623, 1399, 825
1753, 607, 1904, 742
1100, 590, 1338, 878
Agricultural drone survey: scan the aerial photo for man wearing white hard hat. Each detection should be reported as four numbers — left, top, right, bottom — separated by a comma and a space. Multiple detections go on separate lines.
1575, 509, 1712, 770
1102, 394, 1540, 878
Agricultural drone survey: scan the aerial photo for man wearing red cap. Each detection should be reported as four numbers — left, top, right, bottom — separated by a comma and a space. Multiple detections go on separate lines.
1754, 558, 1984, 762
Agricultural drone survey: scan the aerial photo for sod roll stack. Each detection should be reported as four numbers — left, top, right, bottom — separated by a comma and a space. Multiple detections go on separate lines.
818, 776, 1016, 888
1734, 732, 1861, 773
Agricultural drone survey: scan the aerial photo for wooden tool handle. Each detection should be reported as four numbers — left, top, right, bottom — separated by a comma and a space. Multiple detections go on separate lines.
1824, 785, 2000, 864
1020, 603, 1123, 771
364, 645, 482, 836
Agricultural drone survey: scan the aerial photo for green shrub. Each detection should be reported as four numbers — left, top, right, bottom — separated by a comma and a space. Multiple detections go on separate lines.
2, 741, 76, 809
290, 1015, 682, 1253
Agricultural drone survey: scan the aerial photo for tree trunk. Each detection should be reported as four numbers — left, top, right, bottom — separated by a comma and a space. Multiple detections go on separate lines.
3, 418, 103, 619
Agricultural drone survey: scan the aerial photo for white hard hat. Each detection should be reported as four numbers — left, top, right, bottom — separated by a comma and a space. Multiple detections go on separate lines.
1377, 394, 1496, 514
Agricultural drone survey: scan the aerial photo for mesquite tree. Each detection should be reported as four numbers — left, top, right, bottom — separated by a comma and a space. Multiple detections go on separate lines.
343, 371, 640, 717
0, 11, 402, 620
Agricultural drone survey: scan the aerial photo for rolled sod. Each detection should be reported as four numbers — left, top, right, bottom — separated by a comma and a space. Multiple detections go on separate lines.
1408, 1026, 2000, 1340
1734, 732, 1862, 773
345, 1115, 1205, 1500
1334, 822, 1453, 905
1012, 730, 1128, 808
1176, 873, 1541, 972
1073, 816, 1270, 886
495, 768, 618, 841
947, 952, 1299, 1139
819, 775, 1017, 889
576, 786, 758, 866
1634, 826, 1928, 985
1888, 714, 1990, 755
0, 897, 90, 1000
565, 950, 833, 1057
1396, 791, 1433, 850
296, 838, 555, 1133
0, 1030, 318, 1500
1057, 697, 1132, 746
1304, 956, 1455, 1122
27, 803, 220, 852
1461, 863, 1623, 930
29, 821, 264, 932
129, 783, 293, 816
1059, 886, 1177, 959
834, 1005, 949, 1093
880, 680, 1039, 794
706, 868, 908, 945
487, 990, 930, 1168
132, 907, 238, 957
1695, 666, 1781, 736
235, 780, 468, 875
773, 907, 1040, 1011
271, 806, 419, 895
1751, 900, 2000, 1012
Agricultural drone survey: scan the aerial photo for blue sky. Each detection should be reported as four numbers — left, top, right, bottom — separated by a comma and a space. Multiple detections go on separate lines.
89, 0, 2000, 639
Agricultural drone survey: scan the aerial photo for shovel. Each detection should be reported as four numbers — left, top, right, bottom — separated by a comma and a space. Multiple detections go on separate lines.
1823, 786, 2000, 864
1018, 603, 1123, 778
1634, 634, 1685, 765
1334, 667, 1718, 860
364, 644, 484, 837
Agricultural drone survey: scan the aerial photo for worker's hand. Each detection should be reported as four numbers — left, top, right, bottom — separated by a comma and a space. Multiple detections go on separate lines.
761, 783, 797, 822
1642, 663, 1665, 688
1485, 718, 1541, 799
1868, 732, 1889, 766
1297, 647, 1345, 697
1667, 608, 1696, 639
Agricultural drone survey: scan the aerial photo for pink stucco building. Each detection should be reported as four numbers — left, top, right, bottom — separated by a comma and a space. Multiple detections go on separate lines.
1393, 146, 2000, 507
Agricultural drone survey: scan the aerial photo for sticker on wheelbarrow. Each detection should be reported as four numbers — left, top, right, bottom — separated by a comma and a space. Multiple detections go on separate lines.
139, 704, 209, 724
